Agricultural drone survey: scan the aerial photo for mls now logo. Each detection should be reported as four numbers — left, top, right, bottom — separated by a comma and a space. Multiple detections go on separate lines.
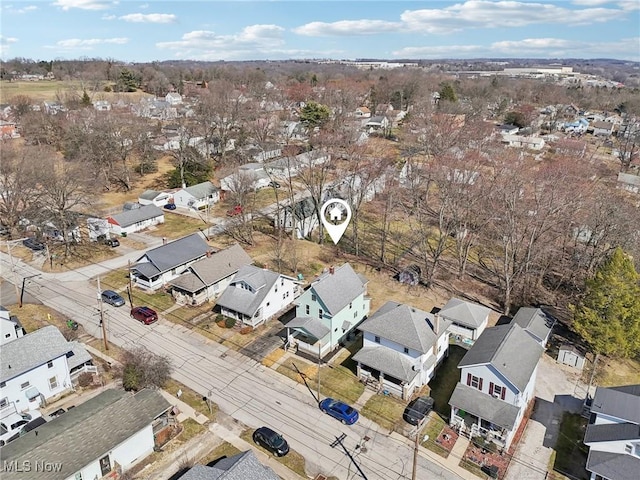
3, 460, 63, 473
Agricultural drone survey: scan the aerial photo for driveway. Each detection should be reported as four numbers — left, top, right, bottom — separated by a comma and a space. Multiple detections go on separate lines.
237, 307, 296, 362
505, 353, 585, 480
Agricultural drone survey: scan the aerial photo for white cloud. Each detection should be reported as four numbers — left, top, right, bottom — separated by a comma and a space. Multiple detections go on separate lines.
293, 19, 402, 36
139, 3, 149, 8
119, 13, 177, 23
52, 0, 114, 10
47, 37, 128, 50
393, 44, 485, 57
0, 35, 18, 56
5, 4, 38, 13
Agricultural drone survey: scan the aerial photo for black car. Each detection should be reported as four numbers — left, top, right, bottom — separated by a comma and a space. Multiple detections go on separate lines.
104, 237, 120, 247
403, 396, 434, 426
164, 203, 177, 210
22, 238, 45, 251
252, 426, 289, 457
101, 290, 125, 307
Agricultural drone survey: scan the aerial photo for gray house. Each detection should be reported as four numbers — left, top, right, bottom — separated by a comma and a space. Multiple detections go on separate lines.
173, 181, 220, 210
277, 197, 319, 239
107, 205, 165, 236
169, 244, 253, 305
511, 307, 555, 347
180, 451, 279, 480
437, 298, 491, 341
131, 233, 211, 291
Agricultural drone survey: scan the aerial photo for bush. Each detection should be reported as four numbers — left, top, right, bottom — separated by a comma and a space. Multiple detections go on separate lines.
119, 347, 172, 391
77, 372, 93, 388
224, 317, 236, 329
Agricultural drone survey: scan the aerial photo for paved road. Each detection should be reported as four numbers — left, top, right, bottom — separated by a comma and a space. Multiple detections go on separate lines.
0, 251, 463, 480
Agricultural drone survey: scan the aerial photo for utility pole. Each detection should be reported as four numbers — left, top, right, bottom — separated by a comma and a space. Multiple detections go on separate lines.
6, 240, 22, 307
20, 274, 41, 308
330, 434, 368, 480
317, 342, 321, 403
97, 276, 108, 350
411, 424, 421, 480
127, 259, 133, 292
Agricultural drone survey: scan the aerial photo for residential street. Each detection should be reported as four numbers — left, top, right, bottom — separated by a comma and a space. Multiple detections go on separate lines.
0, 249, 465, 480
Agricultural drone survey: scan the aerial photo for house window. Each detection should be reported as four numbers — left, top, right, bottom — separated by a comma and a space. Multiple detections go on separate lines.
0, 382, 5, 388
275, 285, 278, 292
492, 384, 504, 399
349, 302, 352, 309
20, 381, 30, 390
305, 305, 310, 315
281, 279, 284, 286
266, 302, 270, 307
374, 336, 380, 343
49, 376, 58, 390
354, 311, 358, 318
48, 361, 53, 368
4, 333, 10, 339
625, 444, 633, 454
311, 294, 316, 301
283, 293, 286, 300
319, 309, 323, 319
0, 398, 7, 408
466, 374, 482, 390
404, 347, 409, 354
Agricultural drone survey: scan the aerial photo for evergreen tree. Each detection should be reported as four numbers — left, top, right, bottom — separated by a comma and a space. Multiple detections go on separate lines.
571, 248, 640, 358
299, 101, 331, 129
438, 82, 457, 103
81, 90, 91, 107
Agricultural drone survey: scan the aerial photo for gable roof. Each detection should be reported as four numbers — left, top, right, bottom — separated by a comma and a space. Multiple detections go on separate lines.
590, 384, 640, 424
286, 316, 330, 340
169, 244, 253, 292
358, 301, 451, 353
0, 389, 171, 480
215, 265, 281, 317
586, 450, 640, 480
438, 298, 490, 329
584, 422, 640, 443
180, 451, 279, 480
134, 233, 210, 276
352, 346, 420, 383
309, 263, 368, 316
458, 324, 544, 392
138, 189, 163, 201
109, 204, 164, 228
1, 326, 73, 382
284, 196, 316, 220
511, 307, 555, 344
449, 383, 520, 430
183, 181, 219, 199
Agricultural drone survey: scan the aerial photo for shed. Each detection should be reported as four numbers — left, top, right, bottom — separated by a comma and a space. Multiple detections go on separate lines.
557, 344, 586, 370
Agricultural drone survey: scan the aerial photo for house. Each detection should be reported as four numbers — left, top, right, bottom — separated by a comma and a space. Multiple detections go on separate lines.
0, 120, 19, 139
131, 233, 212, 291
0, 306, 25, 346
180, 451, 279, 480
173, 181, 220, 210
437, 298, 491, 341
498, 124, 520, 135
138, 189, 173, 207
165, 92, 183, 105
617, 172, 640, 194
92, 100, 111, 111
375, 104, 394, 115
0, 389, 172, 480
286, 263, 370, 357
355, 106, 372, 118
86, 217, 111, 241
591, 121, 615, 137
583, 384, 640, 480
449, 323, 544, 450
169, 244, 253, 305
276, 196, 319, 239
365, 116, 391, 132
511, 307, 555, 347
216, 265, 298, 328
501, 134, 545, 150
562, 118, 589, 134
0, 326, 93, 411
107, 204, 165, 236
352, 301, 452, 399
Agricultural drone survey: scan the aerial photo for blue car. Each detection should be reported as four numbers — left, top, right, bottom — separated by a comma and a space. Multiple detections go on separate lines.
319, 398, 359, 425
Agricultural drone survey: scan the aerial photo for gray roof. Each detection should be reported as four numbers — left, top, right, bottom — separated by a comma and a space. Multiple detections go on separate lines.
352, 346, 420, 383
170, 244, 253, 292
287, 316, 330, 339
511, 307, 555, 344
358, 301, 451, 353
138, 189, 163, 201
216, 265, 280, 317
618, 172, 640, 187
134, 233, 210, 276
67, 341, 92, 370
459, 324, 543, 392
0, 389, 171, 480
309, 263, 368, 315
1, 326, 72, 382
180, 451, 279, 480
449, 383, 520, 430
109, 204, 164, 228
285, 196, 316, 220
184, 181, 219, 199
586, 450, 640, 480
584, 422, 640, 443
590, 384, 640, 424
438, 298, 491, 329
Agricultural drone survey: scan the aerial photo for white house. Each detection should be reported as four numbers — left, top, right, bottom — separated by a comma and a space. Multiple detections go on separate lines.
501, 134, 545, 150
286, 263, 370, 357
92, 100, 111, 111
437, 297, 491, 341
276, 197, 319, 239
138, 189, 173, 207
0, 326, 93, 411
352, 301, 452, 399
591, 121, 615, 137
365, 116, 391, 132
173, 181, 220, 210
0, 389, 173, 480
86, 217, 110, 242
131, 233, 212, 291
165, 92, 183, 105
0, 306, 25, 346
216, 265, 298, 328
583, 384, 640, 480
449, 323, 544, 450
169, 244, 253, 305
107, 204, 165, 236
355, 106, 372, 118
617, 172, 640, 194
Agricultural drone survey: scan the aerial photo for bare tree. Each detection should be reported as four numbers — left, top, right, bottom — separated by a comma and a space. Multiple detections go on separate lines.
223, 170, 256, 245
118, 346, 172, 391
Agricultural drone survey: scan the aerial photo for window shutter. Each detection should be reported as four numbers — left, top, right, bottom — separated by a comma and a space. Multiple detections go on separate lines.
467, 373, 472, 386
478, 378, 483, 391
501, 388, 506, 400
489, 382, 494, 396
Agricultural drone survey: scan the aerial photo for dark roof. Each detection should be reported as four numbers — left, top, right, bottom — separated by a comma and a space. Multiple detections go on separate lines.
438, 298, 490, 329
511, 307, 555, 344
458, 324, 543, 392
586, 450, 640, 480
591, 384, 640, 424
358, 301, 451, 353
134, 233, 210, 276
309, 263, 368, 315
284, 196, 316, 220
215, 265, 281, 317
584, 422, 640, 443
109, 204, 164, 228
449, 383, 520, 430
0, 389, 171, 480
180, 451, 279, 480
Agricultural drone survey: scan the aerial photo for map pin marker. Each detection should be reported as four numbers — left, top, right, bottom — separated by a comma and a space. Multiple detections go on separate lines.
320, 198, 352, 245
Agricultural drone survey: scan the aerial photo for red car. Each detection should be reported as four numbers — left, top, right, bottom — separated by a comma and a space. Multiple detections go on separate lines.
226, 205, 243, 216
130, 306, 158, 325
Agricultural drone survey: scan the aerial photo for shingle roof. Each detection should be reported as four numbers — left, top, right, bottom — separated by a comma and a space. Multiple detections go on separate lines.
134, 233, 210, 275
216, 265, 280, 317
511, 307, 555, 345
287, 316, 330, 339
458, 324, 543, 392
180, 451, 280, 480
438, 298, 490, 329
109, 204, 164, 228
66, 341, 92, 370
590, 384, 640, 424
358, 301, 451, 353
584, 422, 640, 443
1, 326, 72, 382
169, 244, 253, 292
284, 196, 316, 220
586, 450, 640, 480
309, 263, 368, 315
184, 181, 219, 200
0, 389, 171, 480
138, 189, 162, 201
352, 346, 420, 383
449, 383, 520, 430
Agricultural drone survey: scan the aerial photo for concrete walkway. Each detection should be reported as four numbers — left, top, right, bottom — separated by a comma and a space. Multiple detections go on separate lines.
158, 390, 210, 425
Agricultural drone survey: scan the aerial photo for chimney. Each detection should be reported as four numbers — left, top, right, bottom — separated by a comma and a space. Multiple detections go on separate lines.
329, 265, 335, 275
206, 250, 211, 257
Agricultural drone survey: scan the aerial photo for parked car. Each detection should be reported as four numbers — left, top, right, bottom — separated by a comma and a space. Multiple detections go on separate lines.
0, 410, 41, 446
22, 237, 45, 251
164, 203, 177, 210
130, 306, 158, 325
104, 237, 120, 247
268, 181, 281, 188
252, 426, 289, 457
5, 416, 47, 444
226, 205, 243, 216
319, 398, 359, 425
403, 396, 434, 426
101, 290, 125, 307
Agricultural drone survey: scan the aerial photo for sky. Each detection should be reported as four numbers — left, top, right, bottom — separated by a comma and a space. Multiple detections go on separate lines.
1, 0, 639, 63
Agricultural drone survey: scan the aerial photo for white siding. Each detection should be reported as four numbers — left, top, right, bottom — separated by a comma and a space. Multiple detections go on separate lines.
459, 365, 520, 406
0, 318, 23, 346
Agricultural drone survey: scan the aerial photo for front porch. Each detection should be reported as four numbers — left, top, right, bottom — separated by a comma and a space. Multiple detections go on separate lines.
450, 408, 508, 450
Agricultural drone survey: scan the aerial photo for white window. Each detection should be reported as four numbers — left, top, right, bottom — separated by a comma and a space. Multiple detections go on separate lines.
20, 381, 30, 390
305, 305, 310, 315
470, 376, 480, 389
311, 294, 316, 301
49, 377, 58, 390
354, 311, 358, 318
349, 302, 352, 309
493, 385, 503, 398
625, 444, 633, 454
318, 309, 323, 319
0, 398, 7, 408
4, 333, 10, 339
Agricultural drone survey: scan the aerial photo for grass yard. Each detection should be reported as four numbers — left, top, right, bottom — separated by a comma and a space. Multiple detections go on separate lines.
165, 379, 217, 421
99, 268, 130, 291
199, 441, 242, 467
360, 394, 407, 431
147, 213, 208, 240
422, 414, 450, 458
177, 418, 207, 443
42, 242, 120, 272
427, 345, 467, 420
131, 288, 176, 313
239, 429, 307, 478
0, 80, 153, 103
3, 302, 68, 333
262, 348, 286, 368
551, 413, 590, 480
595, 356, 640, 387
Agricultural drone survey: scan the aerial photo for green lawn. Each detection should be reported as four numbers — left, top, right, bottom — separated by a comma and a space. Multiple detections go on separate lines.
99, 268, 130, 291
164, 379, 217, 421
131, 289, 176, 312
360, 394, 406, 431
148, 213, 208, 239
422, 413, 450, 458
551, 413, 590, 480
427, 345, 467, 419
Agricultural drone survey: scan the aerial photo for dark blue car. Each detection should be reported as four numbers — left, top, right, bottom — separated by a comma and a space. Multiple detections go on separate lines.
319, 398, 359, 425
